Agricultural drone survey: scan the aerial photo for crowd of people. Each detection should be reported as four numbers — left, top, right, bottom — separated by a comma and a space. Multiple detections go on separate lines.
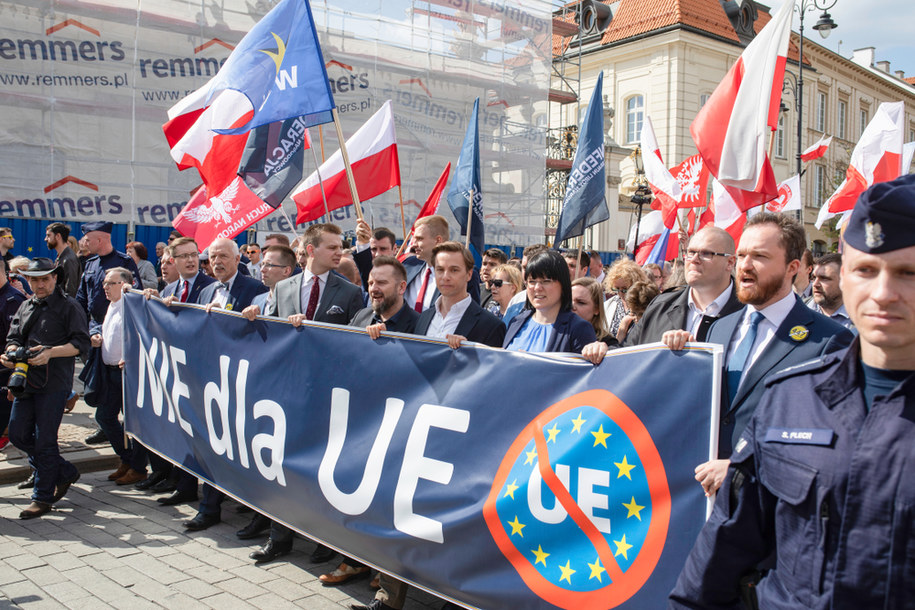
1, 173, 913, 609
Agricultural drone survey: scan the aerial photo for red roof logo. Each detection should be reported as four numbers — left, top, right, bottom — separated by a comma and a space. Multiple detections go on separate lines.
195, 39, 235, 54
46, 19, 100, 37
44, 176, 99, 194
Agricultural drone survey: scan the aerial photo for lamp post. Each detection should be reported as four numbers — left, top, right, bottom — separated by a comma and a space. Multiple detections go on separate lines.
793, 0, 838, 180
629, 146, 653, 259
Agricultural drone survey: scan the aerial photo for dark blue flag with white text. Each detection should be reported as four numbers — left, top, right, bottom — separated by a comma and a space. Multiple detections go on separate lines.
122, 293, 721, 610
238, 116, 311, 208
212, 0, 335, 135
555, 72, 609, 246
447, 97, 484, 258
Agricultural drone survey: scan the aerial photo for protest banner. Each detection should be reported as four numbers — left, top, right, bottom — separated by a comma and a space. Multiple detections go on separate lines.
122, 292, 721, 609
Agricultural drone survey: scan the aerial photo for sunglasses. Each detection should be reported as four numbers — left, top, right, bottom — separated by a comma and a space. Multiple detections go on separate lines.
491, 279, 507, 287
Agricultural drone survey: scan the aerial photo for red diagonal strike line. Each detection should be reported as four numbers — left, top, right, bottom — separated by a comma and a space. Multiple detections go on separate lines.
195, 38, 234, 53
399, 78, 432, 98
44, 176, 98, 194
46, 19, 100, 37
326, 60, 353, 71
532, 420, 625, 584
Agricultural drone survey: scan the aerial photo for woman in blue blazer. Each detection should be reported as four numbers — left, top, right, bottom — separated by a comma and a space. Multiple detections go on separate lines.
503, 250, 596, 354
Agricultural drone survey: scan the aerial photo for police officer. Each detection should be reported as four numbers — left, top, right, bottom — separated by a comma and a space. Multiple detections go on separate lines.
2, 258, 89, 519
670, 173, 915, 609
75, 221, 141, 335
0, 257, 26, 448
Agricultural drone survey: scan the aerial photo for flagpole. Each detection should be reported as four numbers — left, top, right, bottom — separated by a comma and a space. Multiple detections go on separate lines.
330, 108, 365, 221
397, 184, 408, 243
396, 228, 413, 257
279, 206, 301, 243
576, 235, 584, 277
464, 187, 473, 249
306, 128, 331, 221
318, 126, 326, 163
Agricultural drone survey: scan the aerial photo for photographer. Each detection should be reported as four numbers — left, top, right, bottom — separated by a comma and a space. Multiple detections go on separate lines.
2, 258, 89, 519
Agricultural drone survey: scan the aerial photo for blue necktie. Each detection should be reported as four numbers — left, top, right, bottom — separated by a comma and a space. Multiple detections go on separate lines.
726, 311, 764, 404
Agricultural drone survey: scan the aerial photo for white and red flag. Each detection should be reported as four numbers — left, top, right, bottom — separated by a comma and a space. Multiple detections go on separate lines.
173, 178, 274, 251
710, 178, 748, 243
293, 100, 400, 223
764, 174, 801, 213
816, 101, 904, 227
640, 115, 681, 229
690, 1, 792, 211
800, 135, 833, 162
627, 210, 680, 265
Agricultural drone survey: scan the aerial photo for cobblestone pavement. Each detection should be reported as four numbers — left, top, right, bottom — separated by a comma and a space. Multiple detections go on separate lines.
0, 473, 443, 609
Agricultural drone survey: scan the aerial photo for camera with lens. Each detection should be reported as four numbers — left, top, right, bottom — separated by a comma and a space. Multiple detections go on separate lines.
6, 346, 33, 397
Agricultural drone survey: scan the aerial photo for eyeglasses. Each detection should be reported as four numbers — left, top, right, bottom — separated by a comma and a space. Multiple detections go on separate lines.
261, 263, 289, 270
102, 280, 124, 287
685, 250, 732, 261
526, 279, 556, 288
173, 252, 197, 260
611, 286, 629, 294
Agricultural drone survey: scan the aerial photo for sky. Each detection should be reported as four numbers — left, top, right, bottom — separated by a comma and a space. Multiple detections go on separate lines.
766, 0, 915, 78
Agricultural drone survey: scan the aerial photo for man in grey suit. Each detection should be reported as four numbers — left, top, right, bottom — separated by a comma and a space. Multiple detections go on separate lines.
662, 213, 853, 496
251, 222, 362, 565
266, 223, 363, 325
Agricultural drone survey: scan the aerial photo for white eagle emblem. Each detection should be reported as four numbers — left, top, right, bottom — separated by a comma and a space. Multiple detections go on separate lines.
183, 180, 240, 226
865, 221, 884, 249
675, 156, 704, 205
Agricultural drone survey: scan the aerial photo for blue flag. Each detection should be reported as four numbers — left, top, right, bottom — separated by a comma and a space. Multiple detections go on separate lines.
447, 98, 484, 258
212, 0, 334, 135
238, 116, 309, 208
554, 72, 609, 246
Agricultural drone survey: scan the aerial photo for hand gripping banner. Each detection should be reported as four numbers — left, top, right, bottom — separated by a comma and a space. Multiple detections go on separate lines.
121, 293, 722, 609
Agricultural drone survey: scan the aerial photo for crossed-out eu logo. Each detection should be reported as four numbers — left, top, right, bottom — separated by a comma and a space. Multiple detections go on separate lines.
483, 390, 670, 609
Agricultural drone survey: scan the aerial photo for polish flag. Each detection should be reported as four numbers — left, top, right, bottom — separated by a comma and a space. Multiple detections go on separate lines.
690, 1, 792, 211
163, 87, 254, 195
641, 116, 680, 229
764, 174, 801, 213
800, 135, 833, 162
173, 177, 274, 251
711, 178, 747, 243
627, 210, 680, 264
816, 101, 904, 227
293, 101, 400, 223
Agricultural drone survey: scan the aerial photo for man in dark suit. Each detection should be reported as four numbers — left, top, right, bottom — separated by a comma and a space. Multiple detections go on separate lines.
628, 227, 742, 345
662, 212, 853, 495
251, 223, 362, 564
351, 256, 419, 335
179, 237, 267, 532
159, 237, 215, 303
267, 223, 362, 325
414, 242, 504, 348
401, 215, 480, 312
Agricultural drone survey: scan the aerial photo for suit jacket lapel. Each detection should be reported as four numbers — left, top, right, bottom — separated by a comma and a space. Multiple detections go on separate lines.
317, 274, 340, 319
731, 298, 812, 409
454, 302, 479, 337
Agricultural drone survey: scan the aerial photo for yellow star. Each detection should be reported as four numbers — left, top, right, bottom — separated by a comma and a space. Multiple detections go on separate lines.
623, 496, 645, 520
546, 424, 561, 443
591, 424, 611, 448
504, 479, 519, 500
614, 534, 633, 560
558, 560, 576, 584
27, 246, 33, 252
524, 448, 538, 465
531, 545, 549, 566
571, 411, 586, 434
614, 455, 637, 480
587, 558, 606, 582
507, 516, 525, 537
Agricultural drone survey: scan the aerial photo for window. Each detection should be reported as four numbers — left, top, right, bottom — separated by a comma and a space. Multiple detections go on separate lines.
625, 95, 643, 144
860, 109, 869, 136
775, 114, 786, 158
700, 93, 711, 108
837, 100, 847, 140
815, 92, 826, 132
814, 165, 827, 207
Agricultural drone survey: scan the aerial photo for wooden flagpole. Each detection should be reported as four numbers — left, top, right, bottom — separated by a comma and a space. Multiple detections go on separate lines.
318, 125, 326, 162
331, 108, 364, 221
575, 235, 584, 278
396, 228, 414, 258
397, 184, 407, 243
306, 127, 331, 220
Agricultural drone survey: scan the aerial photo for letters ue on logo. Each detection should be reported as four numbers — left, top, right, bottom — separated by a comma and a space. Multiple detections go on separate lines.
483, 390, 670, 609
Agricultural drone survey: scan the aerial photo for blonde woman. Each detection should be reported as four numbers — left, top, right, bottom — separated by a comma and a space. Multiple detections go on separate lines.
488, 264, 522, 319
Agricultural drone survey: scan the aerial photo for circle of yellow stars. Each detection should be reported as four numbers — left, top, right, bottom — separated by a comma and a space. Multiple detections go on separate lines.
501, 410, 648, 586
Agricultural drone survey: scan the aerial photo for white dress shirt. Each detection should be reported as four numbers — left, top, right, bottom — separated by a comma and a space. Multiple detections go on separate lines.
213, 272, 238, 308
726, 291, 797, 374
686, 283, 734, 338
300, 269, 330, 313
404, 263, 436, 312
101, 298, 124, 366
426, 295, 472, 338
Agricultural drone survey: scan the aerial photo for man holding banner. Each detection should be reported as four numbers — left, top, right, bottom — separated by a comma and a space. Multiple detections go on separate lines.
671, 175, 915, 609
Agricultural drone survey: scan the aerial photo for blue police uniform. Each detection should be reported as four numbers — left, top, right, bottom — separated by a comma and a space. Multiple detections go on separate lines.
76, 250, 140, 334
670, 343, 915, 609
